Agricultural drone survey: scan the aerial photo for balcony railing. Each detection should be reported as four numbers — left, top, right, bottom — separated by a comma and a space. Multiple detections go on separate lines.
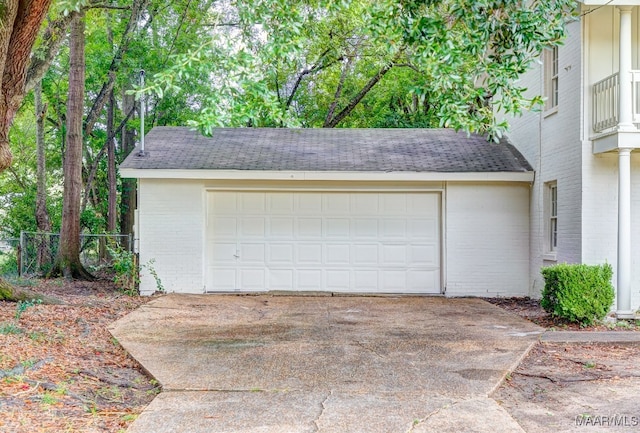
592, 73, 618, 133
592, 71, 640, 133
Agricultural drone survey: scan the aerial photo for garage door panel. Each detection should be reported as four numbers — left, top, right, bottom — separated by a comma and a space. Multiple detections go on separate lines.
239, 243, 265, 264
382, 219, 407, 239
297, 218, 322, 238
297, 244, 322, 264
240, 193, 265, 212
380, 195, 407, 214
211, 243, 237, 262
323, 193, 351, 213
382, 244, 407, 265
240, 269, 266, 291
353, 244, 378, 265
326, 270, 350, 290
409, 193, 438, 214
209, 268, 237, 291
354, 270, 378, 291
268, 244, 294, 264
298, 270, 322, 290
240, 218, 265, 237
269, 218, 294, 237
406, 270, 439, 293
353, 194, 379, 213
381, 270, 406, 290
353, 219, 378, 238
296, 194, 322, 214
269, 269, 294, 290
409, 219, 437, 240
409, 244, 439, 266
325, 244, 350, 265
325, 218, 350, 237
211, 217, 236, 237
211, 193, 237, 214
206, 191, 441, 294
269, 194, 294, 213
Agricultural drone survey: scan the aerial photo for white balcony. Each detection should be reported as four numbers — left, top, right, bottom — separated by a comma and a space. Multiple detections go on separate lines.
591, 70, 640, 153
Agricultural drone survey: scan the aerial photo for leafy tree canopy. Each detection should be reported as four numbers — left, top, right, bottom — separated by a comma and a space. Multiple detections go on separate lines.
140, 0, 577, 138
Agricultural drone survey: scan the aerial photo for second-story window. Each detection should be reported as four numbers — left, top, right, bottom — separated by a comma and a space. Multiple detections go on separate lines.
544, 46, 559, 111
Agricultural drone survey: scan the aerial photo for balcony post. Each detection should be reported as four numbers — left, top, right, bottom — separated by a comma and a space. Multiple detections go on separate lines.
617, 147, 633, 318
618, 6, 634, 130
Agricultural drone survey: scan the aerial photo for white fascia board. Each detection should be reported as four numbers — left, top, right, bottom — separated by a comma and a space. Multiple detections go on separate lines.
120, 168, 534, 183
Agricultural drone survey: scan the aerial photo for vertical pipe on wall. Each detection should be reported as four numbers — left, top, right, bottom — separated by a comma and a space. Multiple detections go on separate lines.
138, 70, 146, 156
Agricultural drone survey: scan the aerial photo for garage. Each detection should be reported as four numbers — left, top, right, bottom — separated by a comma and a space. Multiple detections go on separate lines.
120, 126, 533, 297
205, 191, 441, 293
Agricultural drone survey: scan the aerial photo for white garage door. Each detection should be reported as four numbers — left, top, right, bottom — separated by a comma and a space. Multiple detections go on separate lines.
205, 191, 441, 294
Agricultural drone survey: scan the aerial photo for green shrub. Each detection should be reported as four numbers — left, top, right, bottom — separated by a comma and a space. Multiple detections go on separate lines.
106, 244, 139, 296
541, 263, 615, 325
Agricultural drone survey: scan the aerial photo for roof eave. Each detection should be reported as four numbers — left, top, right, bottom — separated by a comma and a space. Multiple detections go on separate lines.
119, 168, 534, 183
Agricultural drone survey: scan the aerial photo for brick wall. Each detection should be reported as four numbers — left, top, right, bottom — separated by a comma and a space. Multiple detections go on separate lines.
137, 179, 205, 295
444, 182, 530, 297
506, 20, 584, 296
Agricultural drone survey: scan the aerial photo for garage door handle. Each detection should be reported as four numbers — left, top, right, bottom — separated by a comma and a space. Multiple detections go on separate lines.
233, 251, 240, 259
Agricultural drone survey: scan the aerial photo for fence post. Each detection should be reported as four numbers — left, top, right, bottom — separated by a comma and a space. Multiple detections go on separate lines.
18, 231, 24, 276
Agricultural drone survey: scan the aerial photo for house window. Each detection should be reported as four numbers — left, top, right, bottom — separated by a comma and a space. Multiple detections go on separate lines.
544, 46, 559, 111
546, 182, 558, 257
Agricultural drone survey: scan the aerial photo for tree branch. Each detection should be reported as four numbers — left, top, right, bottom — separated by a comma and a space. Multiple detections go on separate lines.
25, 12, 76, 94
83, 0, 149, 137
323, 51, 403, 128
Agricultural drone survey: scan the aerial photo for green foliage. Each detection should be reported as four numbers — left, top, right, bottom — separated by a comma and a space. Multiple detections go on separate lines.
15, 299, 42, 321
0, 249, 18, 276
106, 243, 139, 296
143, 258, 164, 293
0, 323, 21, 335
137, 0, 577, 137
541, 263, 615, 325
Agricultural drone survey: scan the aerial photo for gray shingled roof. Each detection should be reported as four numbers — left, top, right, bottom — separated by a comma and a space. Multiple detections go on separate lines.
120, 126, 532, 173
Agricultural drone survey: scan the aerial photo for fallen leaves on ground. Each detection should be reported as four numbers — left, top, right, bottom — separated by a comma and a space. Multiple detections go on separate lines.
0, 278, 159, 433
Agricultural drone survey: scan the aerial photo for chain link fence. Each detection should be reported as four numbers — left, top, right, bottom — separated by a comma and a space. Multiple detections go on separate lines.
14, 232, 132, 277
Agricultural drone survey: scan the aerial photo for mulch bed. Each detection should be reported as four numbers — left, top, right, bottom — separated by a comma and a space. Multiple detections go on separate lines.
0, 278, 159, 433
486, 297, 640, 331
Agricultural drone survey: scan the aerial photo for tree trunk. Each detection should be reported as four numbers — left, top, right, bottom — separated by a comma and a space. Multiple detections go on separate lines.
107, 88, 117, 234
0, 0, 55, 297
51, 11, 93, 280
0, 278, 62, 303
35, 80, 52, 272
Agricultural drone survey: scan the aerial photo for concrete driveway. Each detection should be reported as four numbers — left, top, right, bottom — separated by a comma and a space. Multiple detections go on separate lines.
110, 295, 543, 432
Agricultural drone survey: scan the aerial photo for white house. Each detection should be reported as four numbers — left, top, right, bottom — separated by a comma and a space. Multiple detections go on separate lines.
505, 1, 640, 317
119, 127, 533, 297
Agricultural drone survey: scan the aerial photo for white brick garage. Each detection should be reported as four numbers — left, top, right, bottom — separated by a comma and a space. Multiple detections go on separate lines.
206, 191, 441, 293
121, 127, 533, 297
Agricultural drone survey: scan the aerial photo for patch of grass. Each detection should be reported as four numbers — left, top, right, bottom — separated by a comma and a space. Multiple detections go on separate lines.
28, 331, 46, 342
0, 322, 21, 335
20, 358, 37, 369
121, 414, 137, 422
583, 361, 596, 369
40, 392, 59, 405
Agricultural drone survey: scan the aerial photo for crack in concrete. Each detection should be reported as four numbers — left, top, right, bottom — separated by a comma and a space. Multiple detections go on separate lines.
355, 340, 386, 358
312, 390, 333, 432
404, 399, 459, 433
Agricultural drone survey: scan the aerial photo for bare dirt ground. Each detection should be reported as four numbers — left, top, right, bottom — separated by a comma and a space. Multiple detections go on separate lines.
488, 297, 640, 432
2, 285, 639, 433
0, 278, 159, 433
